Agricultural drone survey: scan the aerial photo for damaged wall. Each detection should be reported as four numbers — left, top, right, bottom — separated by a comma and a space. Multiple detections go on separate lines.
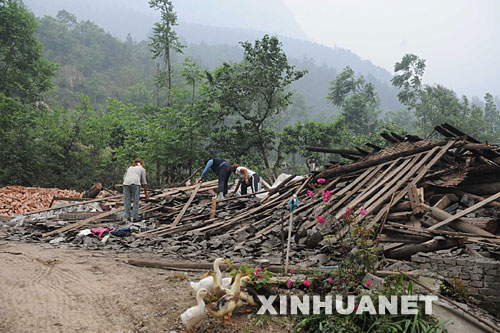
411, 253, 500, 317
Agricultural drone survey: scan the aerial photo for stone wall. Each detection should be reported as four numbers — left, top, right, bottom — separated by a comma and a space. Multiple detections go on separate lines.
411, 254, 500, 317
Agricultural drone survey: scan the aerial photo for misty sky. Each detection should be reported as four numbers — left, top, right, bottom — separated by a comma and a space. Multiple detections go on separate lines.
283, 0, 500, 98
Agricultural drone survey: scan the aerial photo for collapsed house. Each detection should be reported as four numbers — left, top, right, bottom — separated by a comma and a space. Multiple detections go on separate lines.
1, 123, 499, 318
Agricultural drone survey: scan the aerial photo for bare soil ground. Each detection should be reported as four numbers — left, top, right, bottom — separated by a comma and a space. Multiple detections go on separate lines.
0, 241, 291, 333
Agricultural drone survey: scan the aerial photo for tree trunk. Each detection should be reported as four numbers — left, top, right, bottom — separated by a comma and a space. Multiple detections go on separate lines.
166, 47, 171, 107
272, 140, 284, 179
259, 142, 273, 183
156, 62, 160, 107
81, 182, 103, 198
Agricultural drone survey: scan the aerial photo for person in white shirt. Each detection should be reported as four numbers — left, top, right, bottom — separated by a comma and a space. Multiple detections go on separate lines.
123, 159, 149, 221
231, 164, 261, 196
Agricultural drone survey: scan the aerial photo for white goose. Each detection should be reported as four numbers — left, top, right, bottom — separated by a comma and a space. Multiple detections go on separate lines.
190, 258, 231, 293
180, 288, 210, 333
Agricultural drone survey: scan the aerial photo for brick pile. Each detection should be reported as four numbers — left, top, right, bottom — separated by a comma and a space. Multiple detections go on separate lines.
0, 186, 81, 215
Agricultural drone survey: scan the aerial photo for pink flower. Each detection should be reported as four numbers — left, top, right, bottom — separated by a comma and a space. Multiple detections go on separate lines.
345, 207, 352, 218
290, 269, 295, 275
259, 274, 264, 279
256, 267, 262, 272
317, 178, 326, 184
316, 216, 325, 224
306, 190, 314, 197
287, 279, 292, 289
327, 277, 333, 283
354, 305, 359, 310
322, 190, 332, 202
253, 270, 258, 277
303, 279, 311, 287
367, 279, 372, 289
359, 208, 367, 216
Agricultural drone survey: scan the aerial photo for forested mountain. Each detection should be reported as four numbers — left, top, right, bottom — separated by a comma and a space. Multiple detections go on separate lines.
23, 0, 309, 41
24, 0, 402, 117
32, 11, 401, 119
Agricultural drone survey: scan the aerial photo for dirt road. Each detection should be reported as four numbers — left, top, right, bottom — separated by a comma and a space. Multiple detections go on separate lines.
0, 241, 289, 333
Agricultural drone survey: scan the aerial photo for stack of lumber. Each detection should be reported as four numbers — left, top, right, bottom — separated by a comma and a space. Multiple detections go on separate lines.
0, 186, 81, 215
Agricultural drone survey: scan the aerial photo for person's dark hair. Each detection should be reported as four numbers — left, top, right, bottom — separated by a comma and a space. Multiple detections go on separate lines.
204, 158, 211, 165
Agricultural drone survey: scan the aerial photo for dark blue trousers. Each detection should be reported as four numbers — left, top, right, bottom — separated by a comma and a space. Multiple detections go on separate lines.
218, 162, 232, 195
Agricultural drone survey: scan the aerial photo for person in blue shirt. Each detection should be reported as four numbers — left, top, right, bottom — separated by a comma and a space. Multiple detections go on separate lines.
197, 157, 232, 199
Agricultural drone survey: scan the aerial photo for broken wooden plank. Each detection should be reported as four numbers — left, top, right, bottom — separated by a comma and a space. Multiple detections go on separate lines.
428, 191, 500, 230
317, 139, 453, 179
42, 207, 122, 237
368, 140, 455, 226
24, 195, 122, 215
210, 196, 217, 219
408, 184, 425, 215
433, 194, 458, 210
170, 182, 202, 228
305, 147, 361, 155
384, 236, 464, 260
334, 158, 408, 219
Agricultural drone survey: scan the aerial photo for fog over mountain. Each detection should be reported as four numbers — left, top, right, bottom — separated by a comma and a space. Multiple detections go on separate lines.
23, 0, 403, 114
22, 0, 500, 100
23, 0, 309, 41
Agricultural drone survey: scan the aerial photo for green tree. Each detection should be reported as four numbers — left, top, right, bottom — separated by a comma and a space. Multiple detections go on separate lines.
148, 0, 184, 107
327, 67, 380, 135
483, 92, 500, 141
391, 54, 426, 108
181, 57, 203, 103
0, 0, 57, 102
207, 35, 306, 181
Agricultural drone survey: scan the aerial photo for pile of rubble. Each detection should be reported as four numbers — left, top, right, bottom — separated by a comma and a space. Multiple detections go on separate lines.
0, 186, 81, 215
1, 123, 500, 316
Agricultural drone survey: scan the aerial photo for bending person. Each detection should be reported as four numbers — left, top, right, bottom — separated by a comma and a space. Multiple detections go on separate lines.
123, 158, 149, 222
197, 157, 232, 199
231, 164, 261, 196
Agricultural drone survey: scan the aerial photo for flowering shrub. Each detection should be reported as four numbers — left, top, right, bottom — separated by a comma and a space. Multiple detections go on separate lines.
288, 212, 447, 332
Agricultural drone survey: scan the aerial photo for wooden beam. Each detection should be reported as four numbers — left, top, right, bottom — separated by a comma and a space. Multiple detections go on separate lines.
210, 196, 217, 219
259, 174, 296, 203
42, 207, 122, 237
24, 195, 122, 215
384, 237, 463, 260
334, 158, 409, 219
170, 182, 202, 228
317, 140, 452, 179
408, 184, 425, 215
305, 147, 361, 155
368, 140, 455, 226
427, 191, 500, 230
433, 194, 458, 210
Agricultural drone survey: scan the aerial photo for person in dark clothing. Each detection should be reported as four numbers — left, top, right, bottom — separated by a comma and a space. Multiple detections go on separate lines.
197, 157, 232, 199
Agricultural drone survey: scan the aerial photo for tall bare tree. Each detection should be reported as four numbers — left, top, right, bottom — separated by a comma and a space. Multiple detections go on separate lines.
148, 0, 184, 107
